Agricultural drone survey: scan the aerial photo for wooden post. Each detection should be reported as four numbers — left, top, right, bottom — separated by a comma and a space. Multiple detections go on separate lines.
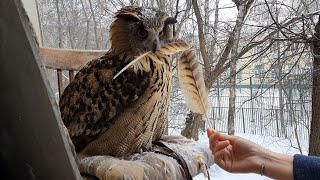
57, 69, 63, 97
241, 107, 246, 133
217, 79, 221, 120
275, 109, 280, 137
69, 70, 75, 82
250, 77, 254, 122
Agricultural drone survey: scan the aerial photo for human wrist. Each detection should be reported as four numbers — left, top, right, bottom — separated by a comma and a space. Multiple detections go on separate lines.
250, 149, 271, 174
260, 151, 293, 180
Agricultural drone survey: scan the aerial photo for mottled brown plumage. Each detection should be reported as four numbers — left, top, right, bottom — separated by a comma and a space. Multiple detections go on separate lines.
60, 6, 177, 157
60, 6, 208, 159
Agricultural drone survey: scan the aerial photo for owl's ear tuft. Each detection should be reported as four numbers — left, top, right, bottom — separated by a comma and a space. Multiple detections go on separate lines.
116, 13, 141, 22
165, 17, 177, 25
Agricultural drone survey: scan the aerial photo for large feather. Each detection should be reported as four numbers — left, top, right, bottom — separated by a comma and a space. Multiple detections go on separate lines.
113, 39, 190, 79
178, 50, 209, 115
156, 39, 190, 56
113, 51, 152, 79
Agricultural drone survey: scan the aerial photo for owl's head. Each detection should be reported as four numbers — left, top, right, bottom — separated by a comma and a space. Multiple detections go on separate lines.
110, 6, 177, 60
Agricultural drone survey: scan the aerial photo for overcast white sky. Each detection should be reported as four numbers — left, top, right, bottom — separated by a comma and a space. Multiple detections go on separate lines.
218, 0, 237, 20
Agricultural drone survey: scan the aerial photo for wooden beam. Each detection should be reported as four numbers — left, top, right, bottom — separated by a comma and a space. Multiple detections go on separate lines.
39, 47, 106, 70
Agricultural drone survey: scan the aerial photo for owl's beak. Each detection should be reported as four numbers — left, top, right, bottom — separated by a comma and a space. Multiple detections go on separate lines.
145, 31, 161, 53
152, 40, 161, 53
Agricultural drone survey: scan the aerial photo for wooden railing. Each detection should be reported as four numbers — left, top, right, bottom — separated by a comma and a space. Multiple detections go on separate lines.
39, 47, 106, 97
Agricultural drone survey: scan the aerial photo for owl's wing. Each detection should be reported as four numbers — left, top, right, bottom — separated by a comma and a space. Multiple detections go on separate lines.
59, 52, 151, 151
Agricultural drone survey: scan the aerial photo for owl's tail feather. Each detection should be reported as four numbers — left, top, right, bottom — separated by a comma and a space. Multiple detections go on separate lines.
178, 50, 209, 117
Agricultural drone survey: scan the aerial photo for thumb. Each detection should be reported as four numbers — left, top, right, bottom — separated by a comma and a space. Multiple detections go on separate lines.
208, 129, 237, 142
207, 128, 215, 138
218, 132, 236, 142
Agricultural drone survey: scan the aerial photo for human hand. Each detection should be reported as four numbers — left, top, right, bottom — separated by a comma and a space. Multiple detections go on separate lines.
207, 128, 268, 174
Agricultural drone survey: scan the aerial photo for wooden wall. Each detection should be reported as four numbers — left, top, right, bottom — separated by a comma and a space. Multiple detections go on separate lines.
0, 0, 80, 179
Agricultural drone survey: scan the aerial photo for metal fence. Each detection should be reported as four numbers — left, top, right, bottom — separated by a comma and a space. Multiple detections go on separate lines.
210, 84, 311, 139
210, 95, 311, 139
170, 85, 312, 140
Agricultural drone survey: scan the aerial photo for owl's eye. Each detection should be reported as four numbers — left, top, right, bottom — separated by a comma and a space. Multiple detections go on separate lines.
137, 28, 148, 38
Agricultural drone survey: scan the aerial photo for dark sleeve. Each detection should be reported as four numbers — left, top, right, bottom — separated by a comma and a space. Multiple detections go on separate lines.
293, 154, 320, 180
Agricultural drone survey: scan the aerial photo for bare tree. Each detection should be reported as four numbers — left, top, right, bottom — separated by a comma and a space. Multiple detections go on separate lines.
55, 0, 62, 48
88, 0, 99, 49
228, 0, 255, 135
38, 0, 320, 149
182, 0, 255, 139
310, 15, 320, 156
80, 0, 90, 49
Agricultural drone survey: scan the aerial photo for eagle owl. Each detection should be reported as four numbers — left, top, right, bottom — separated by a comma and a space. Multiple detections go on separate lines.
59, 6, 180, 157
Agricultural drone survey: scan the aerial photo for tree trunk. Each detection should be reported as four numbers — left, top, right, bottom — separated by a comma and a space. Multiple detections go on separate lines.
274, 3, 287, 138
55, 0, 62, 48
88, 0, 99, 49
181, 112, 202, 140
309, 16, 320, 156
60, 0, 74, 49
174, 0, 191, 37
227, 1, 247, 135
211, 0, 219, 63
182, 0, 254, 138
228, 59, 236, 135
181, 0, 210, 140
191, 0, 211, 80
80, 0, 89, 49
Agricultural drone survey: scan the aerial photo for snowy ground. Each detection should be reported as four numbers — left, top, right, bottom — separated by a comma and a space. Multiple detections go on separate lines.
192, 131, 309, 180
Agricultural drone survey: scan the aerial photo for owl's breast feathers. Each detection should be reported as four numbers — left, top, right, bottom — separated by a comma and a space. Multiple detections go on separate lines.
59, 51, 172, 153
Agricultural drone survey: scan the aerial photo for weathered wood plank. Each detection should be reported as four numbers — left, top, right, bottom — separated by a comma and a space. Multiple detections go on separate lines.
39, 47, 106, 70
